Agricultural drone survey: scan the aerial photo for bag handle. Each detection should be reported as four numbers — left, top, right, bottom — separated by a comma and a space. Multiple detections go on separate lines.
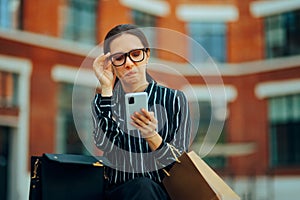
169, 144, 181, 163
31, 158, 40, 179
162, 144, 182, 177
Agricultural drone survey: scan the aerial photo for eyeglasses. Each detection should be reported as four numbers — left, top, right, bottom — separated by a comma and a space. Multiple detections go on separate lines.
110, 48, 148, 67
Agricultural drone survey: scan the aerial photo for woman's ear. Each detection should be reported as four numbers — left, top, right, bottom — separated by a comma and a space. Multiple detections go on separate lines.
145, 48, 151, 63
146, 48, 151, 57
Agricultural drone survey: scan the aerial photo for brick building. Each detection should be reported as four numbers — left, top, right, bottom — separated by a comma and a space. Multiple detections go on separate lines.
0, 0, 300, 199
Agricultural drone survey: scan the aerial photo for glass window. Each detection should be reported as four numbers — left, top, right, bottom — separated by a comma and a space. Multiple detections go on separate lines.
265, 9, 300, 58
0, 72, 18, 108
268, 94, 300, 167
132, 10, 157, 56
190, 101, 227, 169
0, 126, 10, 200
56, 83, 93, 155
132, 10, 156, 27
188, 23, 227, 63
0, 0, 21, 29
61, 0, 98, 44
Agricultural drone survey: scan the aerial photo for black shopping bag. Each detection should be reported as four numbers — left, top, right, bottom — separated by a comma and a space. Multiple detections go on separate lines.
29, 153, 109, 200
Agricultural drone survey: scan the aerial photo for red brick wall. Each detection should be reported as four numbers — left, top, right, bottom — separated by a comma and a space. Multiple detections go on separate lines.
185, 65, 300, 176
23, 0, 61, 36
227, 0, 265, 62
156, 0, 188, 62
97, 0, 132, 42
225, 75, 268, 175
0, 37, 84, 156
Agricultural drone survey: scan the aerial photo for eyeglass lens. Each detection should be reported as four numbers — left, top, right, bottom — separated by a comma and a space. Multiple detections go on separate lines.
111, 49, 146, 67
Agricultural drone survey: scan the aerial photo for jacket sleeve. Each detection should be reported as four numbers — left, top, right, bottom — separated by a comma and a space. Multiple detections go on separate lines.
91, 94, 125, 153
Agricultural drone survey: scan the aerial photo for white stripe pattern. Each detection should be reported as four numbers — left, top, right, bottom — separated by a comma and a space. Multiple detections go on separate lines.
91, 81, 191, 185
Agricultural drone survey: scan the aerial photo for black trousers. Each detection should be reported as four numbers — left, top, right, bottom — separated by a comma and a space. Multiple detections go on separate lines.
104, 177, 170, 200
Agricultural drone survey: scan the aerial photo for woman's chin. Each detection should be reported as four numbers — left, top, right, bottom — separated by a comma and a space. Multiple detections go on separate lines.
122, 76, 139, 84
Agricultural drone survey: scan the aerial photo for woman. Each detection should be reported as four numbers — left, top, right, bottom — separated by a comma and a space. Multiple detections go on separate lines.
92, 24, 191, 200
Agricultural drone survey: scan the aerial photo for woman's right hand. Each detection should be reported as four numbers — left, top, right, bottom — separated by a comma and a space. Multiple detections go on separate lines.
93, 53, 114, 96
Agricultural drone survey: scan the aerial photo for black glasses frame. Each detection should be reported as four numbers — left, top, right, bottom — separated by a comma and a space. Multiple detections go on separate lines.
110, 48, 149, 67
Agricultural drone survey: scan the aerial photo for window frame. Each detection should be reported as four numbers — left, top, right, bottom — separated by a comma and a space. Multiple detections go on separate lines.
268, 94, 300, 167
61, 0, 98, 44
265, 9, 300, 58
188, 22, 227, 63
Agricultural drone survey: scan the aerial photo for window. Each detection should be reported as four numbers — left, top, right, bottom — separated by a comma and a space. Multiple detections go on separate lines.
56, 83, 93, 155
132, 10, 156, 28
265, 10, 300, 58
0, 126, 10, 200
0, 0, 21, 29
61, 0, 98, 44
188, 23, 227, 63
268, 94, 300, 167
132, 10, 157, 55
0, 72, 18, 108
191, 101, 227, 169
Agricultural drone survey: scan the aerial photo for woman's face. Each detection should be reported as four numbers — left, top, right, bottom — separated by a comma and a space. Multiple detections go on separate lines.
109, 33, 150, 86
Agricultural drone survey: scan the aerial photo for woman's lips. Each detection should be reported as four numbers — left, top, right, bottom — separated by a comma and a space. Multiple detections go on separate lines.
125, 71, 136, 77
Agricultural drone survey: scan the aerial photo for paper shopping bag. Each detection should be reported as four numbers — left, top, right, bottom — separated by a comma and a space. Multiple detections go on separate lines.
162, 151, 240, 200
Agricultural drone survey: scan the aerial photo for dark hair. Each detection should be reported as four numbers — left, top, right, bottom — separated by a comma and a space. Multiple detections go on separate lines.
103, 24, 149, 54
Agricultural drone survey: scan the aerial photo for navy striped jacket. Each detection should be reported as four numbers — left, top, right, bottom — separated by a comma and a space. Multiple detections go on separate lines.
92, 80, 191, 185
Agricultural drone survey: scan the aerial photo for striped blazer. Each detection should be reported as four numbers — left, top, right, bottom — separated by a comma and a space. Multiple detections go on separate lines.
92, 80, 191, 185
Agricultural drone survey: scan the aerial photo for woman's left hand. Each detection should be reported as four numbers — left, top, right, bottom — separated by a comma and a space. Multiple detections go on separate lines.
131, 109, 163, 151
130, 109, 158, 138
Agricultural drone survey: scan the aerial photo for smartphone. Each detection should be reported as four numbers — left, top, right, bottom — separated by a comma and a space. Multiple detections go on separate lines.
125, 92, 148, 130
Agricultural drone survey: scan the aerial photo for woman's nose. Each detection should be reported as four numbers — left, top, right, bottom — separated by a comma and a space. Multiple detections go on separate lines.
124, 56, 134, 69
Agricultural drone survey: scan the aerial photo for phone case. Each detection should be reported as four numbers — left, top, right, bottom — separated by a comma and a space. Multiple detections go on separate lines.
125, 92, 148, 130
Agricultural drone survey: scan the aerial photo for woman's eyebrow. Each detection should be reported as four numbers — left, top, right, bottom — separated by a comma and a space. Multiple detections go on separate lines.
111, 48, 144, 55
111, 51, 125, 55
